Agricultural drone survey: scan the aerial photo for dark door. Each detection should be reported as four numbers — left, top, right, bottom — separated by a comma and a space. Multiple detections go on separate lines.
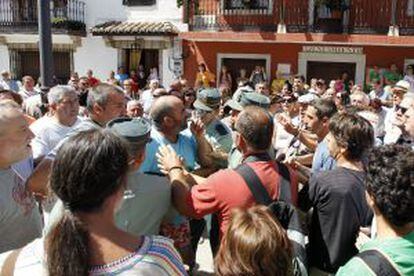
126, 49, 159, 77
307, 61, 356, 84
18, 51, 71, 84
222, 58, 267, 92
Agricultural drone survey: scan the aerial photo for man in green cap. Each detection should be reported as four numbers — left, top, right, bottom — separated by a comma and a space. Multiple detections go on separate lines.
224, 90, 272, 169
46, 117, 176, 238
193, 88, 233, 168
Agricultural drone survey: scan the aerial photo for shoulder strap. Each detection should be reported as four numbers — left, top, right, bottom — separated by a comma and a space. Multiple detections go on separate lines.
358, 249, 401, 276
236, 163, 273, 206
277, 162, 292, 203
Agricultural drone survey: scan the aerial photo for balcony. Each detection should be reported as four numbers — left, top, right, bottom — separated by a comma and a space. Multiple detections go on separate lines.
0, 0, 86, 36
185, 0, 414, 35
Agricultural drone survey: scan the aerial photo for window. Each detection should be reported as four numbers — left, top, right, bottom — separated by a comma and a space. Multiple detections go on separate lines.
122, 0, 155, 6
224, 0, 269, 10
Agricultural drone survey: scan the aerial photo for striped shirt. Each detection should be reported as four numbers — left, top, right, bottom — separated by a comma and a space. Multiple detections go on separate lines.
0, 236, 187, 276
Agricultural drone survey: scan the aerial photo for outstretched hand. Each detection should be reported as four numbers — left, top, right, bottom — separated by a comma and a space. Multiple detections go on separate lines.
277, 113, 298, 136
156, 145, 184, 175
190, 113, 205, 137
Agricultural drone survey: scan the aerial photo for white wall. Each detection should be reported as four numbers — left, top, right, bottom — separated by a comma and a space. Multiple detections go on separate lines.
73, 0, 127, 80
0, 45, 10, 72
73, 37, 118, 81
127, 0, 182, 25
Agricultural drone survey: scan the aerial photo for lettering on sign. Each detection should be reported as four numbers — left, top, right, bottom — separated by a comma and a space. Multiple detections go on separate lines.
302, 46, 363, 54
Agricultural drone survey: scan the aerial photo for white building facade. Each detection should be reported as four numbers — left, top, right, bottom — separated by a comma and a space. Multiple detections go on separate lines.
0, 0, 186, 86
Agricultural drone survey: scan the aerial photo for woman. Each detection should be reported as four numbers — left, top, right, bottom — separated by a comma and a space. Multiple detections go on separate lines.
0, 129, 186, 275
215, 206, 292, 276
218, 65, 232, 89
403, 64, 414, 90
307, 112, 374, 274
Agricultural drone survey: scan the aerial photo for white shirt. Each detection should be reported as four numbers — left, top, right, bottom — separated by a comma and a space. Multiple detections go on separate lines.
18, 88, 39, 100
30, 116, 83, 159
141, 89, 154, 115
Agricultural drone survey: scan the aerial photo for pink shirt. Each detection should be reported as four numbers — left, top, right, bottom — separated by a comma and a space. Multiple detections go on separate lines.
186, 161, 298, 237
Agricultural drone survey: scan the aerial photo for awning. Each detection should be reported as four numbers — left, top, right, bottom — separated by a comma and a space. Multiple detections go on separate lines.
91, 21, 179, 36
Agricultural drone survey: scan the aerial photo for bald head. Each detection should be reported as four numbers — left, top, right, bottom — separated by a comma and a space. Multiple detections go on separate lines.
150, 95, 183, 127
235, 106, 274, 151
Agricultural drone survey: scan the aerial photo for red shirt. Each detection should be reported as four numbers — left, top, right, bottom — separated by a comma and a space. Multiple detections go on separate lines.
186, 161, 298, 237
88, 77, 100, 87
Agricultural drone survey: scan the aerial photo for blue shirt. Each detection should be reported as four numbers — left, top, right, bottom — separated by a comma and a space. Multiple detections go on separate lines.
312, 138, 336, 174
139, 127, 198, 174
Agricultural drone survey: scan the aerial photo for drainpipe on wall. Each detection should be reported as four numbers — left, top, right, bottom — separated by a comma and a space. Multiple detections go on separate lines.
388, 0, 399, 36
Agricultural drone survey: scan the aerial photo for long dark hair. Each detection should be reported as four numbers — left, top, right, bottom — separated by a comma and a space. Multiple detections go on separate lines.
46, 129, 129, 276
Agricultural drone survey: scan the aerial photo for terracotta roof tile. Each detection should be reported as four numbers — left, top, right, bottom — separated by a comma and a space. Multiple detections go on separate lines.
91, 21, 179, 36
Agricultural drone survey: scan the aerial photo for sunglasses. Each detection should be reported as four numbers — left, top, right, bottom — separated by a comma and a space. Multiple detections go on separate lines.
396, 104, 408, 114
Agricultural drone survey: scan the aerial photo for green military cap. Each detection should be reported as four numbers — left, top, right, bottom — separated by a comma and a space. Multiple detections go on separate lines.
224, 86, 254, 111
193, 88, 221, 112
106, 117, 151, 145
240, 92, 270, 109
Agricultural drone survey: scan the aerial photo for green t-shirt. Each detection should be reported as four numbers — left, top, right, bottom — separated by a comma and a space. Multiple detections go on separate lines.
336, 231, 414, 276
383, 71, 402, 84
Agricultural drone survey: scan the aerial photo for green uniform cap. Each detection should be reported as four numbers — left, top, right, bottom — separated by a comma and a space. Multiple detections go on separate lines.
194, 88, 221, 112
106, 117, 151, 145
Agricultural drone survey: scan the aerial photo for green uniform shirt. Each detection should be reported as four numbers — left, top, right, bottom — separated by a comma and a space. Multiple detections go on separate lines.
205, 119, 233, 168
336, 231, 414, 276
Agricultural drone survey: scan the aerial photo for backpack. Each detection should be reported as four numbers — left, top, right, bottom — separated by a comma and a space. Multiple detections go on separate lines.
357, 249, 401, 276
236, 161, 308, 276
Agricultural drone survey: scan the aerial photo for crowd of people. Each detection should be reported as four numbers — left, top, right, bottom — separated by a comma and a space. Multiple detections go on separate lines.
0, 62, 413, 276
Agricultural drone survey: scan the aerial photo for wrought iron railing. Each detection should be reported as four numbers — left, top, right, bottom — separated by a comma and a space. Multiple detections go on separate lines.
185, 0, 414, 35
0, 0, 86, 33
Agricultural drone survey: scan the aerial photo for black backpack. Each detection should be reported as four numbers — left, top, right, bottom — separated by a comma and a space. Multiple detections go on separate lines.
236, 161, 308, 276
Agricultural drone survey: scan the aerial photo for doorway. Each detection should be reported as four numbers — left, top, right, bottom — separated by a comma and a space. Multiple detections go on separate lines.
124, 49, 159, 77
307, 61, 356, 84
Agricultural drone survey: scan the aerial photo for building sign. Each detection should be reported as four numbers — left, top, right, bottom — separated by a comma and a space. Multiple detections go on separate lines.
302, 46, 363, 54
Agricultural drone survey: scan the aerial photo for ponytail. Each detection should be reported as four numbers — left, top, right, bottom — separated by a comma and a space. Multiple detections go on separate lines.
46, 210, 89, 276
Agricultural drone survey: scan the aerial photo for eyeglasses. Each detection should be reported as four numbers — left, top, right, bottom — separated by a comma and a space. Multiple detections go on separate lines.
396, 104, 408, 114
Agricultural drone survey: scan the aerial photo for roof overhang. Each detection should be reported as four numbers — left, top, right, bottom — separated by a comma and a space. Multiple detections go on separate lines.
91, 21, 179, 37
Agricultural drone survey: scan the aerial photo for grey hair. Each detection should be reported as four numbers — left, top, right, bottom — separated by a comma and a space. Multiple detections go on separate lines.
350, 91, 370, 106
86, 83, 124, 112
47, 85, 77, 105
127, 100, 140, 109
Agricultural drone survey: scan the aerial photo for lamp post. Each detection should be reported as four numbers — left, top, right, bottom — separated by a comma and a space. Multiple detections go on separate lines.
38, 0, 54, 88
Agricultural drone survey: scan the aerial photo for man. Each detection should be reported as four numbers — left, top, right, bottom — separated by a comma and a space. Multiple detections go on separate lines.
0, 71, 19, 92
78, 76, 90, 106
30, 86, 81, 161
193, 88, 233, 168
27, 83, 127, 196
402, 97, 414, 147
337, 145, 414, 275
126, 100, 144, 118
383, 80, 410, 144
157, 106, 298, 238
288, 99, 337, 180
384, 94, 414, 145
86, 69, 99, 87
141, 79, 160, 115
369, 79, 392, 107
0, 101, 42, 253
293, 74, 307, 96
18, 76, 38, 100
350, 91, 370, 108
255, 82, 269, 96
115, 66, 129, 85
225, 91, 272, 169
123, 79, 138, 100
139, 95, 213, 174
